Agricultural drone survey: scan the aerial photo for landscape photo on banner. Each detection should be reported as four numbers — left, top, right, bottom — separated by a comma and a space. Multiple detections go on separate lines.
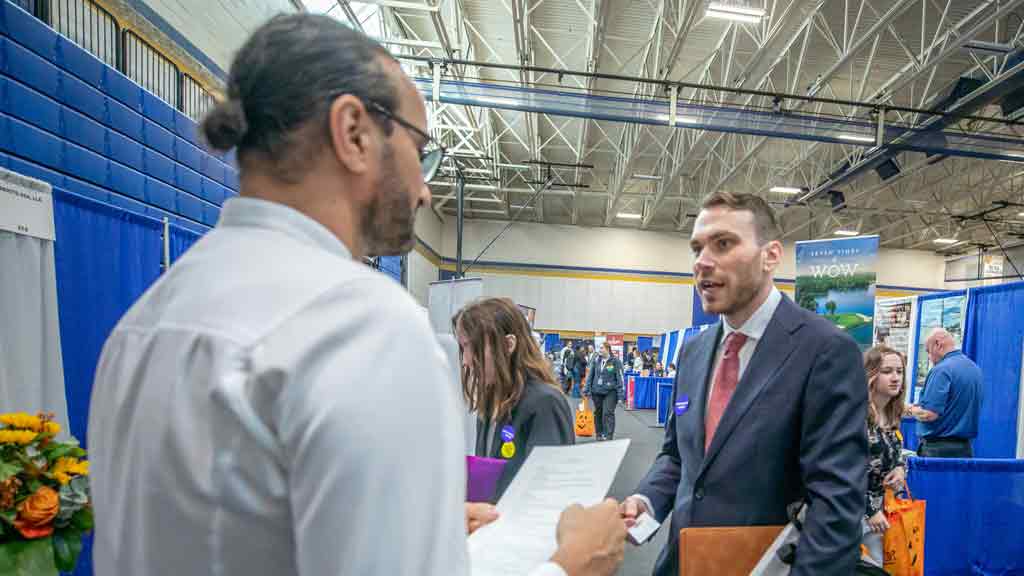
913, 294, 967, 401
795, 236, 879, 349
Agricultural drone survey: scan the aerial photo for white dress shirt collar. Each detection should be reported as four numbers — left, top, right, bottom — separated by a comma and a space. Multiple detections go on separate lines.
721, 286, 782, 342
218, 197, 353, 260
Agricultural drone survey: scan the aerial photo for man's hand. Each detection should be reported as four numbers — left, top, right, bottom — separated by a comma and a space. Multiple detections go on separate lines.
883, 466, 906, 490
618, 496, 649, 529
465, 503, 499, 535
549, 499, 626, 576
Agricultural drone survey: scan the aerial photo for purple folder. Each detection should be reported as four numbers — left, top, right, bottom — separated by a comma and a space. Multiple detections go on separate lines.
466, 455, 507, 502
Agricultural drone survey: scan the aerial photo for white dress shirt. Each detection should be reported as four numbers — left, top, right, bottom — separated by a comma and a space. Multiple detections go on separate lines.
633, 286, 783, 524
88, 197, 565, 576
705, 286, 783, 406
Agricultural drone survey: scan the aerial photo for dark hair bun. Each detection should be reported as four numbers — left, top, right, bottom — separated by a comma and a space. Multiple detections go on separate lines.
201, 100, 248, 151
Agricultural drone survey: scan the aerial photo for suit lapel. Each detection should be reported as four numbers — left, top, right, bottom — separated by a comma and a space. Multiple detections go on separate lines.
679, 325, 721, 467
700, 297, 803, 475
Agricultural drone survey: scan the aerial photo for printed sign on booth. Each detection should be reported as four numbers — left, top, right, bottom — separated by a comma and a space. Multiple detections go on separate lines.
0, 168, 55, 241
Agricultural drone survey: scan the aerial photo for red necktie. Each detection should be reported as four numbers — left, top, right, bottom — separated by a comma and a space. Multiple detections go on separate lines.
705, 332, 748, 451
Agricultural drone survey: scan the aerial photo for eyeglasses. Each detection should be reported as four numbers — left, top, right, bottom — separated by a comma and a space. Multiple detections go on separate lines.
364, 100, 445, 183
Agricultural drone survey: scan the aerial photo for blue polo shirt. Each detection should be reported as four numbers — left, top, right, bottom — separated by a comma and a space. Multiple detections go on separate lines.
918, 350, 983, 440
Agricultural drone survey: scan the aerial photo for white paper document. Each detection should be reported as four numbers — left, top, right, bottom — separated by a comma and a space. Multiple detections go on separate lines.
467, 440, 630, 576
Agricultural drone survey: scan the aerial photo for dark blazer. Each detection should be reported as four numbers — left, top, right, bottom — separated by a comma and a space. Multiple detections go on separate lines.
636, 294, 868, 576
584, 355, 624, 397
476, 379, 574, 501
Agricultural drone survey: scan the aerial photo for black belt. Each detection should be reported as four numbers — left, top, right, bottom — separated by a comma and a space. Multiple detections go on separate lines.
921, 437, 969, 444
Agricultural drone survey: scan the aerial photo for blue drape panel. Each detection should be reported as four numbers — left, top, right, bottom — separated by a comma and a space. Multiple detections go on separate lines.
657, 381, 674, 426
543, 334, 561, 352
962, 282, 1024, 458
169, 223, 202, 263
633, 377, 659, 409
667, 330, 680, 367
53, 189, 163, 446
691, 286, 719, 326
908, 457, 1024, 575
53, 189, 162, 576
637, 336, 653, 351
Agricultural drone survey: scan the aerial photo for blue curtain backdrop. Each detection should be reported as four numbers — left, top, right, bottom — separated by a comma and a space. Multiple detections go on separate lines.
53, 189, 163, 576
54, 189, 163, 443
962, 281, 1024, 458
691, 288, 719, 326
637, 336, 654, 351
169, 223, 203, 263
908, 457, 1024, 575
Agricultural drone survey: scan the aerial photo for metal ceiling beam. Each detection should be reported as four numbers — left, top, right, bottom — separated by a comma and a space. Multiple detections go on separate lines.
570, 0, 608, 226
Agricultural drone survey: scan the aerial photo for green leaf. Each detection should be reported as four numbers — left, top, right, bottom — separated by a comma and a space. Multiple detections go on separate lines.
0, 461, 21, 483
69, 508, 93, 532
0, 509, 16, 525
40, 444, 76, 462
52, 528, 83, 573
0, 537, 58, 576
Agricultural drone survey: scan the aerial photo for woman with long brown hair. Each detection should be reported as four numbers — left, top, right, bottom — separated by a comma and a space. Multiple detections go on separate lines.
861, 345, 908, 565
454, 298, 574, 501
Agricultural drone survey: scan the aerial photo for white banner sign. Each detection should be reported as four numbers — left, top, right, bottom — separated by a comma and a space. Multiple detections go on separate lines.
983, 254, 1004, 278
0, 168, 55, 241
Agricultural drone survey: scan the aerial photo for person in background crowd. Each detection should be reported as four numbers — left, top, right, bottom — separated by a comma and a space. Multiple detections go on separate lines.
620, 191, 867, 576
551, 350, 563, 384
654, 362, 665, 377
666, 363, 677, 378
588, 344, 598, 366
455, 298, 575, 501
625, 346, 637, 369
560, 341, 576, 394
861, 346, 908, 566
584, 342, 625, 441
642, 349, 655, 373
907, 328, 983, 458
88, 15, 625, 576
632, 348, 644, 373
574, 345, 588, 397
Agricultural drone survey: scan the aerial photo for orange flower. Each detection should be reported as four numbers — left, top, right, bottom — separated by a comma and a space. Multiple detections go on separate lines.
14, 486, 59, 539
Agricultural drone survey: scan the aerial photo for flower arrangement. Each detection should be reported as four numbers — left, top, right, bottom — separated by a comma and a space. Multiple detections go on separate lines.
0, 412, 92, 575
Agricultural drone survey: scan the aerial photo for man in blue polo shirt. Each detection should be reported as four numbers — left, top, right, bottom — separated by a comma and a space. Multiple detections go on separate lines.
908, 328, 983, 457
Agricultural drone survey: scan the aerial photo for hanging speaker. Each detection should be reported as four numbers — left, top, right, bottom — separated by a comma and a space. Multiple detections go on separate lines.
828, 190, 846, 211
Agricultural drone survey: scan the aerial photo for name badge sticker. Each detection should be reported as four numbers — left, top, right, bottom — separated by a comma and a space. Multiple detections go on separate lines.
674, 395, 690, 415
500, 425, 515, 442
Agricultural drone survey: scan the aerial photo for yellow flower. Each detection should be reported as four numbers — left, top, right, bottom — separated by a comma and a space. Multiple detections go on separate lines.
0, 413, 42, 431
43, 421, 60, 435
50, 457, 89, 484
0, 430, 37, 445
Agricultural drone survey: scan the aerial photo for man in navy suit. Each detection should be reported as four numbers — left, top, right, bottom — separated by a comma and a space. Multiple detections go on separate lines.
621, 191, 868, 576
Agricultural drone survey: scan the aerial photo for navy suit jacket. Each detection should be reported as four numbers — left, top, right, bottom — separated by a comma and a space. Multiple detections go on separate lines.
636, 294, 868, 576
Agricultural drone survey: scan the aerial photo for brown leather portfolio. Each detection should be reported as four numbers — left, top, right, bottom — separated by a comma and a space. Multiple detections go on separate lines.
678, 525, 785, 576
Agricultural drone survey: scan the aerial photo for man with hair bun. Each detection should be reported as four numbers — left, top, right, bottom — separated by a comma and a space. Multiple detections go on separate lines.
88, 13, 624, 576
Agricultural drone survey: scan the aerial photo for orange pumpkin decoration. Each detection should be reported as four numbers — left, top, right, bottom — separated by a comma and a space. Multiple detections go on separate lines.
575, 398, 595, 437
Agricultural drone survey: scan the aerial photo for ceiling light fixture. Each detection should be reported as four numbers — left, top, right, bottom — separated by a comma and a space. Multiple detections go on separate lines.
631, 174, 663, 181
833, 229, 859, 236
474, 96, 521, 107
933, 238, 960, 245
706, 2, 766, 22
770, 186, 803, 194
616, 212, 643, 219
497, 163, 531, 170
654, 114, 698, 125
838, 134, 875, 143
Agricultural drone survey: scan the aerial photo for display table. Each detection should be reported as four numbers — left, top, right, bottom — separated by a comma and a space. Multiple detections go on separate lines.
656, 381, 674, 427
908, 457, 1024, 575
633, 376, 673, 409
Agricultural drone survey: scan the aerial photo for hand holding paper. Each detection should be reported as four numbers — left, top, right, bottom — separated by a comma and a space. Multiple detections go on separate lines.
467, 440, 631, 576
